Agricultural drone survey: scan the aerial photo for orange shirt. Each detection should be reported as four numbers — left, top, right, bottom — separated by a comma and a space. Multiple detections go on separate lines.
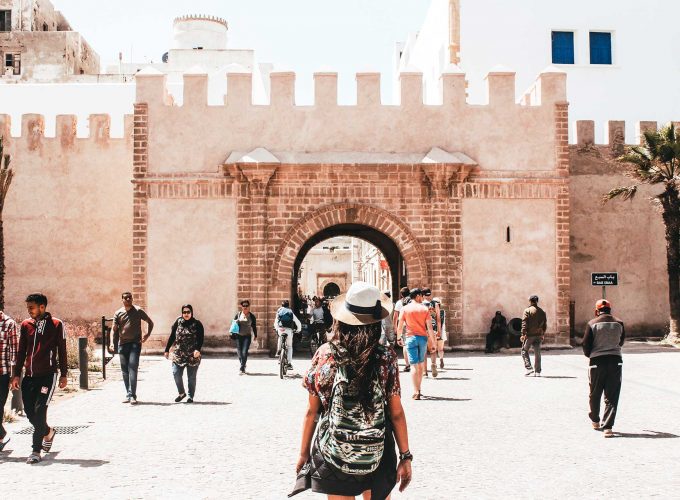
401, 302, 430, 337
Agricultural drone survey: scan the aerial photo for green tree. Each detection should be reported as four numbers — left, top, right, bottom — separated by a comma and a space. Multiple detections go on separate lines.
604, 124, 680, 342
0, 136, 12, 310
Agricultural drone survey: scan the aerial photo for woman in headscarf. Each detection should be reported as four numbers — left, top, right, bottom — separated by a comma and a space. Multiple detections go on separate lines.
164, 304, 204, 403
292, 282, 412, 500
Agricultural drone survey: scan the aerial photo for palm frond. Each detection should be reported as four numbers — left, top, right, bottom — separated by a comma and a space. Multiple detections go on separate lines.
602, 185, 639, 204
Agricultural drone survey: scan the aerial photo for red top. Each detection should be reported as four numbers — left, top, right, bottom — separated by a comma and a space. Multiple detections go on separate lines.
400, 302, 430, 337
14, 313, 67, 378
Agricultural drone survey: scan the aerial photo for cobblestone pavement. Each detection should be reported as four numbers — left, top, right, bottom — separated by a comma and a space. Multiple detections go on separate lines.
2, 343, 679, 499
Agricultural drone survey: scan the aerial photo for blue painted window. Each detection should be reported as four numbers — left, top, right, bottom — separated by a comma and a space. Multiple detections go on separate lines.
590, 32, 612, 64
552, 31, 574, 64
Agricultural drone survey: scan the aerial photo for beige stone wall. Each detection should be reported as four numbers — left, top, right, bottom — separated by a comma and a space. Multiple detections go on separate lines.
146, 198, 238, 337
1, 114, 133, 325
570, 142, 668, 336
462, 198, 557, 339
137, 70, 565, 174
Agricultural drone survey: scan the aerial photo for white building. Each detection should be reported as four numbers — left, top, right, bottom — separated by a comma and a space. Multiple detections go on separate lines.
397, 0, 680, 143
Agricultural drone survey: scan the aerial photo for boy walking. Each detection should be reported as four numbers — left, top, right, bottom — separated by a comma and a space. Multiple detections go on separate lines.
10, 294, 67, 464
583, 299, 625, 438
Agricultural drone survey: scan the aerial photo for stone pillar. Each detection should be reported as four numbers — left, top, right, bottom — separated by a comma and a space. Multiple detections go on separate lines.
232, 164, 278, 352
132, 103, 149, 309
421, 164, 470, 345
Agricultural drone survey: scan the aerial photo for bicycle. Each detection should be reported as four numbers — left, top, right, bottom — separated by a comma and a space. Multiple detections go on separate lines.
278, 330, 289, 379
309, 323, 325, 358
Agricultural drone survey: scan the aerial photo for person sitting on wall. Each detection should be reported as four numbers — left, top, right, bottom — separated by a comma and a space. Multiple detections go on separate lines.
485, 311, 507, 353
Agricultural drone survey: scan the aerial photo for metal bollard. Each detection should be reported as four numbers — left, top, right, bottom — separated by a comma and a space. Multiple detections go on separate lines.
79, 337, 89, 390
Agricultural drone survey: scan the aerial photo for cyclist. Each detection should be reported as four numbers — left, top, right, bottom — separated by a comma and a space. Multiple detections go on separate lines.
309, 297, 326, 351
274, 300, 302, 370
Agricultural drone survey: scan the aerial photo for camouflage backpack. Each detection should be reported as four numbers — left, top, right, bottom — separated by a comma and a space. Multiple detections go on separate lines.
318, 353, 386, 475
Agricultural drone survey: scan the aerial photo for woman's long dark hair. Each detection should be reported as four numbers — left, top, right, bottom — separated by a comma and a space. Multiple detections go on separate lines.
332, 319, 382, 419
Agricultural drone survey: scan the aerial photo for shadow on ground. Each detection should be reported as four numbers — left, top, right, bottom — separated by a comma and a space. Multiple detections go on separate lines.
614, 430, 679, 439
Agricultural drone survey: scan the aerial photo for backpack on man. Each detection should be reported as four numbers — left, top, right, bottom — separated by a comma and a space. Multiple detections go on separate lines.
317, 347, 386, 475
277, 307, 295, 329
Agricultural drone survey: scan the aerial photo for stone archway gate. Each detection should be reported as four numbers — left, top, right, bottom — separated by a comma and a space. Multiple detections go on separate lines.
131, 68, 571, 349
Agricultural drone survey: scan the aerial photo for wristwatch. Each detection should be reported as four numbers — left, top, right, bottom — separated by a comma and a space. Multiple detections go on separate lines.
399, 450, 413, 462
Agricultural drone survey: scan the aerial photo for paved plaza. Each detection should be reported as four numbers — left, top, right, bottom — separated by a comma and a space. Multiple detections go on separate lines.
1, 344, 679, 499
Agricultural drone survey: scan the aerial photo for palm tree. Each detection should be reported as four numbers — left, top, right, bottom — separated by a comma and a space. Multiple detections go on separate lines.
604, 123, 680, 343
0, 136, 13, 310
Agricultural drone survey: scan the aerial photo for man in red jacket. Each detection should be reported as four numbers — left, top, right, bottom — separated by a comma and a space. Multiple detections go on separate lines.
10, 293, 68, 464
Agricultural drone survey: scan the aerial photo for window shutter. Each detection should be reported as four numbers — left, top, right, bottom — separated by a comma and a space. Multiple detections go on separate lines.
590, 32, 612, 65
551, 31, 575, 65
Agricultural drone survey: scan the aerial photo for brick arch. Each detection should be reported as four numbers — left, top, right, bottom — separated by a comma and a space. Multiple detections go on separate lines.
271, 203, 429, 286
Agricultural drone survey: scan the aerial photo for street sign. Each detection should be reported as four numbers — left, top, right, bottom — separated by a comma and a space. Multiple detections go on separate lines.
591, 273, 618, 286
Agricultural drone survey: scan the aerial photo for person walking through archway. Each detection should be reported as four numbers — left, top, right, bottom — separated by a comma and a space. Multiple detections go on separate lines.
393, 287, 410, 373
164, 304, 204, 402
396, 288, 435, 400
292, 282, 411, 499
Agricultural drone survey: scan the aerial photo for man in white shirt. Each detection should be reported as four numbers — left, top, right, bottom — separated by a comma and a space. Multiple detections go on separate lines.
274, 300, 302, 369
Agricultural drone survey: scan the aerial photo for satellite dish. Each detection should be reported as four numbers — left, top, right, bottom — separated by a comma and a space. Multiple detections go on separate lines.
162, 52, 169, 63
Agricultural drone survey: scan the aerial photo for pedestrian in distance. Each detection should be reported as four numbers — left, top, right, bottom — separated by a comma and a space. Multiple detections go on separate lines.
582, 299, 625, 438
520, 295, 547, 377
379, 290, 396, 347
10, 294, 67, 464
164, 304, 204, 402
232, 300, 257, 375
274, 300, 302, 371
110, 292, 154, 405
0, 309, 18, 451
396, 288, 436, 400
428, 298, 447, 373
393, 286, 411, 372
292, 281, 411, 499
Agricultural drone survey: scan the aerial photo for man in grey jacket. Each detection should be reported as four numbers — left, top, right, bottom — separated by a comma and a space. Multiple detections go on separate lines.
520, 295, 547, 376
583, 299, 625, 438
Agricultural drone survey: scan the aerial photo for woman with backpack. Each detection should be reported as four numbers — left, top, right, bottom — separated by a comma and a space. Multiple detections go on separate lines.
292, 282, 412, 499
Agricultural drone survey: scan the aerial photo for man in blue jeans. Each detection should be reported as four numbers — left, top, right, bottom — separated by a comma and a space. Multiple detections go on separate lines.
111, 292, 154, 405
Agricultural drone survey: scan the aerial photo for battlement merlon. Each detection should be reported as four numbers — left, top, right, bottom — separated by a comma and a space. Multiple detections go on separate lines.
0, 114, 133, 143
134, 68, 567, 109
574, 120, 680, 147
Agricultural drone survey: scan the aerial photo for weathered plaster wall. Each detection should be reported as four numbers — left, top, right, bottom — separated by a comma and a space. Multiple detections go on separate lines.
462, 198, 557, 338
0, 31, 100, 80
146, 198, 237, 337
1, 113, 133, 324
570, 123, 668, 336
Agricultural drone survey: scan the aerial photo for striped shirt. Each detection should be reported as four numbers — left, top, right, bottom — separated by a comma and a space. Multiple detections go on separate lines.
0, 312, 18, 376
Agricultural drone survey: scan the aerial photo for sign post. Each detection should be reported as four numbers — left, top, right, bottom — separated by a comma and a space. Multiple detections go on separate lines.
591, 272, 618, 299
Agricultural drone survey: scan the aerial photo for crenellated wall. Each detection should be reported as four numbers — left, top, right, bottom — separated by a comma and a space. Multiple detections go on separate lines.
1, 112, 133, 325
570, 119, 669, 336
135, 68, 566, 174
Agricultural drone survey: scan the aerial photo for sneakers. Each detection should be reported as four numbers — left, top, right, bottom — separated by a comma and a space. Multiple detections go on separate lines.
130, 397, 138, 406
0, 434, 10, 452
186, 397, 194, 404
122, 397, 131, 403
603, 429, 614, 438
431, 363, 438, 378
175, 393, 186, 403
42, 426, 56, 452
525, 369, 535, 377
591, 421, 601, 430
535, 372, 542, 377
26, 452, 41, 464
439, 358, 444, 369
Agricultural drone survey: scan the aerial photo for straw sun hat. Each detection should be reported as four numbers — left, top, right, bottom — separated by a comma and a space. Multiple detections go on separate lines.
330, 281, 393, 326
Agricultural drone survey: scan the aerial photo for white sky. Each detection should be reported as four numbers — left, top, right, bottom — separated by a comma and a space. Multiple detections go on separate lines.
51, 0, 432, 104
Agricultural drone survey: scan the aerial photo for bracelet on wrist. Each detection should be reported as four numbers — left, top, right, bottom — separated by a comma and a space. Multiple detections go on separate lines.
399, 450, 413, 462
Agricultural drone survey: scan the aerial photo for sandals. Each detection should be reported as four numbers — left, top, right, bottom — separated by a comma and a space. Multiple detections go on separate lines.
412, 392, 421, 400
42, 427, 56, 452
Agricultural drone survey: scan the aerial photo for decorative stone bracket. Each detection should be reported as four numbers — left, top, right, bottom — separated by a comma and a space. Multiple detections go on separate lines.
421, 163, 475, 197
